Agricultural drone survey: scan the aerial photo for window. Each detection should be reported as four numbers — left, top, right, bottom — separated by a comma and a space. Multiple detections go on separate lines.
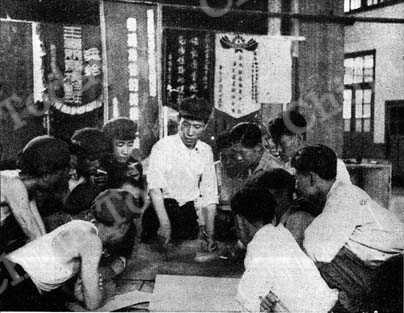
343, 51, 375, 133
344, 0, 397, 12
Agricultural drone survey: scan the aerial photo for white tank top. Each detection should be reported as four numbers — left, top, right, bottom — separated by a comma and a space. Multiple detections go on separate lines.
8, 220, 98, 293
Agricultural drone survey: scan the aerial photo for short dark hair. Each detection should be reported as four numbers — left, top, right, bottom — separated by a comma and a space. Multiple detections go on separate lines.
91, 189, 141, 227
231, 187, 277, 225
291, 144, 337, 181
19, 135, 70, 176
179, 97, 212, 123
71, 127, 112, 160
102, 117, 137, 141
230, 122, 262, 148
248, 168, 295, 194
268, 110, 307, 146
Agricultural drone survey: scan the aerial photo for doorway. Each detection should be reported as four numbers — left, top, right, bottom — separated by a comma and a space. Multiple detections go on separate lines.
386, 100, 404, 186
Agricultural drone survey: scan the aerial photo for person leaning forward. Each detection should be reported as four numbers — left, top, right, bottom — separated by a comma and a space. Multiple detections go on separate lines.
0, 136, 71, 251
0, 189, 141, 311
142, 97, 218, 250
292, 145, 404, 313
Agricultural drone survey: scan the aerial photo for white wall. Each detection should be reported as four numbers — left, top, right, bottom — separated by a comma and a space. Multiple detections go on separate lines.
345, 3, 404, 144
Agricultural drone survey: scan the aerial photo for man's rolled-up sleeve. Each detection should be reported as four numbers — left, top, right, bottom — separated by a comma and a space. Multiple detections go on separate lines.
199, 148, 218, 208
146, 143, 167, 191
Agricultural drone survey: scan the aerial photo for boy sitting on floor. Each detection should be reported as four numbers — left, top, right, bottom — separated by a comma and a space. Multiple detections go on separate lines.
232, 187, 338, 313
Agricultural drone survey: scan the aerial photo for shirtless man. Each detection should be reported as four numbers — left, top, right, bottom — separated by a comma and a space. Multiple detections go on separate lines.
1, 135, 70, 251
0, 188, 141, 311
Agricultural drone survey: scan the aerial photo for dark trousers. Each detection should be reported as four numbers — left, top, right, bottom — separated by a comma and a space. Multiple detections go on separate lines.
0, 215, 27, 253
141, 199, 199, 242
317, 247, 403, 313
0, 262, 69, 311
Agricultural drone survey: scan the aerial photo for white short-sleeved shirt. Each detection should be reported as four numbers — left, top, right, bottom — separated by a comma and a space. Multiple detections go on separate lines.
237, 224, 338, 313
336, 158, 352, 185
147, 134, 218, 208
304, 181, 404, 265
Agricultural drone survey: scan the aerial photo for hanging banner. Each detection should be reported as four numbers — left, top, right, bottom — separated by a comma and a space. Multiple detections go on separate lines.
214, 33, 292, 118
40, 23, 103, 115
163, 29, 215, 109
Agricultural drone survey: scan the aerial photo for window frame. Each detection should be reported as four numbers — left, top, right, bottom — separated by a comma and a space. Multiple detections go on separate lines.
344, 0, 404, 13
343, 50, 376, 134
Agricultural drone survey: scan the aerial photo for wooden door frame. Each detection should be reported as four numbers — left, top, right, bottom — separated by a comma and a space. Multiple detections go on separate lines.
385, 100, 404, 183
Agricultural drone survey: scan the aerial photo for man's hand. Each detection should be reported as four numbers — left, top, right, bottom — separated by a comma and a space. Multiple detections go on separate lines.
157, 223, 171, 244
259, 291, 289, 313
199, 225, 217, 252
74, 273, 104, 302
110, 257, 126, 276
74, 278, 84, 303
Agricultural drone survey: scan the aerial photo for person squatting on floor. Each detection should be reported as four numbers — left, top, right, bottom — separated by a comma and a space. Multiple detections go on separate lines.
142, 97, 219, 254
293, 144, 404, 313
268, 110, 351, 184
0, 136, 71, 252
232, 187, 338, 313
0, 189, 142, 311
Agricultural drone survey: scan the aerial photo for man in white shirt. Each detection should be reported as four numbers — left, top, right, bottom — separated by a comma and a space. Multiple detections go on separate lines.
232, 187, 338, 313
268, 110, 351, 184
143, 97, 218, 251
292, 144, 404, 312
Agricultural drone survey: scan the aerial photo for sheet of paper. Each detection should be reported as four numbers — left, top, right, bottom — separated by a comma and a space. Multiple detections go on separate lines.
149, 274, 242, 312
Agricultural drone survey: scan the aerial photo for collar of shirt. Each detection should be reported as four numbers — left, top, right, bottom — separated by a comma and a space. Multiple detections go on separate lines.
326, 179, 342, 201
174, 133, 202, 154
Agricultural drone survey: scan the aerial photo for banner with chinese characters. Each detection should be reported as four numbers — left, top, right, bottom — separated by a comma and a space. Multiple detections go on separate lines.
40, 23, 103, 116
103, 2, 159, 157
214, 33, 292, 118
163, 29, 215, 109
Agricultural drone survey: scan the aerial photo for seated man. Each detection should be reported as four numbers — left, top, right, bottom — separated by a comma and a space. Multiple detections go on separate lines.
217, 123, 287, 253
228, 122, 284, 179
102, 117, 144, 188
143, 97, 218, 253
64, 128, 112, 216
232, 187, 338, 313
292, 145, 404, 312
0, 136, 70, 252
268, 110, 351, 184
102, 117, 138, 165
1, 189, 141, 311
247, 168, 315, 247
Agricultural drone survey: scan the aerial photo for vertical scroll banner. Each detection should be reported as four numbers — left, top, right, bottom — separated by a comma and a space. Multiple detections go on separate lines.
214, 33, 292, 118
163, 29, 214, 110
103, 2, 159, 157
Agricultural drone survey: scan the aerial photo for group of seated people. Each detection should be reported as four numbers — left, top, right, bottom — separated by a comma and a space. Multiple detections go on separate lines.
218, 112, 403, 313
0, 117, 145, 310
0, 97, 403, 313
